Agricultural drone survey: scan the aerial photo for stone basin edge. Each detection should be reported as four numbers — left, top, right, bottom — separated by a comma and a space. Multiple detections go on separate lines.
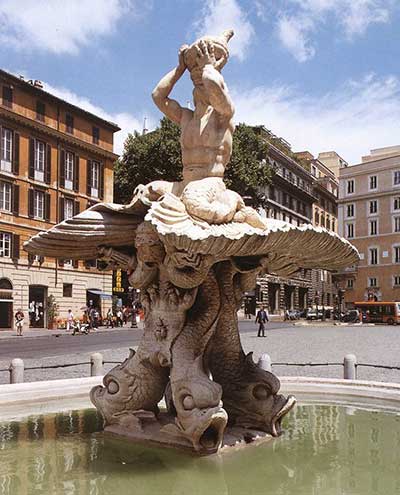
1, 376, 400, 422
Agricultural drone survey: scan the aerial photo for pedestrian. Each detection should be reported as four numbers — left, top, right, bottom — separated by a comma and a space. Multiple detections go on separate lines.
116, 308, 123, 327
255, 305, 269, 337
66, 309, 74, 332
15, 309, 24, 336
122, 306, 129, 325
92, 308, 100, 330
106, 308, 114, 328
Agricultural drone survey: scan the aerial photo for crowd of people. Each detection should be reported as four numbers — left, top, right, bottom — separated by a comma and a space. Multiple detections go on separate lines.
66, 303, 143, 332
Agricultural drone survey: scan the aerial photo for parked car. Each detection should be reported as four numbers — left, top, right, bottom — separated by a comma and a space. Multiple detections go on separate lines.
342, 309, 360, 323
306, 308, 324, 320
287, 310, 301, 320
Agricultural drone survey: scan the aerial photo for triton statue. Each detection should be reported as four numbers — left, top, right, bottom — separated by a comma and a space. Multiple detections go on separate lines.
25, 30, 359, 455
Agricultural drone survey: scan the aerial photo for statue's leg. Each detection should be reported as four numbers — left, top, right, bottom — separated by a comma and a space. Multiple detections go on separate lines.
169, 269, 228, 453
207, 261, 295, 437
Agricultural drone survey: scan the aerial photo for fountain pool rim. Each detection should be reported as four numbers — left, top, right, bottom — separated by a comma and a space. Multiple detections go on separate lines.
1, 375, 400, 422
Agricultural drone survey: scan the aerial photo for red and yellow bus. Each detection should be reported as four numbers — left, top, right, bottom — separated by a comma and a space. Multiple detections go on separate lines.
354, 301, 400, 325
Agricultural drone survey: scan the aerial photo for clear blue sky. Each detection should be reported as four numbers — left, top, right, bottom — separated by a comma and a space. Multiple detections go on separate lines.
1, 0, 399, 163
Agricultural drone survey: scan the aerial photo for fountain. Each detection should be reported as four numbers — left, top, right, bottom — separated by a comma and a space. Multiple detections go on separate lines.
24, 30, 359, 456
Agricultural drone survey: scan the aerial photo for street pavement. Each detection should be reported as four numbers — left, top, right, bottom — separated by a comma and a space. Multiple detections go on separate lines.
1, 319, 400, 384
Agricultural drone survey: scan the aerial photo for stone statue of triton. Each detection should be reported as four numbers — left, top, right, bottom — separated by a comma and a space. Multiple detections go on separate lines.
24, 30, 359, 455
140, 29, 266, 228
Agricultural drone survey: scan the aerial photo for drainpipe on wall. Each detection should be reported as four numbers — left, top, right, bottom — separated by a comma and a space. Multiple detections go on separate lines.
55, 104, 60, 287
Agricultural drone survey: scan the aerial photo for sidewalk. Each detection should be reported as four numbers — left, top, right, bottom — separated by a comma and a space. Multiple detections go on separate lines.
0, 322, 144, 340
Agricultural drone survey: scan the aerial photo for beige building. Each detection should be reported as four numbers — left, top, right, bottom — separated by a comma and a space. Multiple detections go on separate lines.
337, 146, 400, 305
0, 69, 120, 329
296, 151, 339, 307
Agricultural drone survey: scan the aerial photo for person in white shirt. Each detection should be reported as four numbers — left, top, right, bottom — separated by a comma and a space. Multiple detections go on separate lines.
66, 309, 74, 332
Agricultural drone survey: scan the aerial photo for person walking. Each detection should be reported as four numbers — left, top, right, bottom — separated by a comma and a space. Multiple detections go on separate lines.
116, 308, 123, 327
15, 309, 25, 336
106, 308, 114, 328
255, 306, 269, 337
66, 309, 74, 332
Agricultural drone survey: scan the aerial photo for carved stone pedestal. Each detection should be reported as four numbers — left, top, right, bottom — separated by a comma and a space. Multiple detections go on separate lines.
105, 412, 276, 456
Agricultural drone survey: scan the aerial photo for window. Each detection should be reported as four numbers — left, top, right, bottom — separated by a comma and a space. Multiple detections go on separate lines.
92, 126, 99, 145
394, 171, 400, 186
65, 152, 74, 190
64, 198, 74, 220
368, 277, 377, 287
33, 190, 45, 219
369, 175, 377, 190
91, 160, 100, 196
66, 113, 74, 134
347, 279, 354, 289
346, 204, 354, 218
394, 197, 400, 211
1, 128, 12, 171
2, 86, 12, 108
346, 223, 354, 239
369, 248, 378, 265
63, 283, 73, 297
394, 246, 400, 264
369, 219, 377, 236
36, 101, 45, 122
332, 220, 336, 231
311, 165, 317, 177
369, 200, 378, 215
0, 232, 11, 257
315, 211, 320, 225
394, 276, 400, 287
346, 179, 354, 195
0, 181, 11, 212
34, 140, 45, 181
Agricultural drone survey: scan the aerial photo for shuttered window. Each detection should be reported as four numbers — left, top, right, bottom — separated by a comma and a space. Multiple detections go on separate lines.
65, 151, 74, 190
0, 232, 12, 257
66, 113, 74, 134
1, 128, 12, 172
0, 181, 11, 212
2, 86, 12, 108
36, 101, 45, 122
33, 190, 45, 219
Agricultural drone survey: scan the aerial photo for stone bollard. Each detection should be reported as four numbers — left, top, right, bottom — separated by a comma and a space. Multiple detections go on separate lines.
343, 354, 357, 380
91, 353, 103, 376
258, 353, 272, 372
9, 358, 24, 384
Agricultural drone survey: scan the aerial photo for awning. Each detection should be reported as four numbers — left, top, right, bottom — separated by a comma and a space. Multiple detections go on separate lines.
87, 289, 113, 300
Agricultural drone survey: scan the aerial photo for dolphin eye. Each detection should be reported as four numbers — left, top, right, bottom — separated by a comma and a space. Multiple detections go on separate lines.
253, 385, 270, 400
107, 380, 119, 395
182, 395, 195, 410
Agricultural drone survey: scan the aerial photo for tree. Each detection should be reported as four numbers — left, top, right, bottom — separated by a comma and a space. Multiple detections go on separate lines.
114, 118, 272, 208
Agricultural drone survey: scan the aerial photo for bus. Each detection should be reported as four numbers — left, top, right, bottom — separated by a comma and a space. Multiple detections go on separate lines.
354, 301, 400, 325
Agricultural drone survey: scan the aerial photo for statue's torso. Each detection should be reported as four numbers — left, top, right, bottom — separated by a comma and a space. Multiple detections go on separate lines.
180, 108, 234, 181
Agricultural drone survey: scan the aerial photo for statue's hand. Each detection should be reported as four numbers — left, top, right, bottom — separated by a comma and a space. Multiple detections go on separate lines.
195, 40, 217, 69
178, 44, 188, 70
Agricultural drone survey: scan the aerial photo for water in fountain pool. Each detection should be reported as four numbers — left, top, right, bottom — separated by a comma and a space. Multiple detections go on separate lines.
0, 405, 399, 494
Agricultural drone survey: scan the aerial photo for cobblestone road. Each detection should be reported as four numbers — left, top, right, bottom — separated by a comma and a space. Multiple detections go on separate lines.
1, 321, 399, 384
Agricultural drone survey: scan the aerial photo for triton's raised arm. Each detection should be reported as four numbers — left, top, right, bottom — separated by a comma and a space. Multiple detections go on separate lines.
152, 45, 189, 124
195, 40, 234, 118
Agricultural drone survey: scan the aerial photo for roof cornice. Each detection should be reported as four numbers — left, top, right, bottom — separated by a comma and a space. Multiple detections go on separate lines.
0, 107, 119, 161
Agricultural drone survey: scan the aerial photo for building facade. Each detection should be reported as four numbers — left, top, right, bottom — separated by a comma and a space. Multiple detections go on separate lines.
0, 70, 120, 329
295, 151, 339, 308
254, 128, 317, 314
336, 146, 400, 306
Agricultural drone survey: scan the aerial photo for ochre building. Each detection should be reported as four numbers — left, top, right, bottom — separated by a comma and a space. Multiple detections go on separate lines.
0, 70, 120, 329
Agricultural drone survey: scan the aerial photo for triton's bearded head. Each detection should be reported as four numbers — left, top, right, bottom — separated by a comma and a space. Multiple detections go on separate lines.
184, 29, 234, 74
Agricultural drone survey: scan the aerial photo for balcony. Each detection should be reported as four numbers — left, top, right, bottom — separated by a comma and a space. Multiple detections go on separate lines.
272, 167, 317, 202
